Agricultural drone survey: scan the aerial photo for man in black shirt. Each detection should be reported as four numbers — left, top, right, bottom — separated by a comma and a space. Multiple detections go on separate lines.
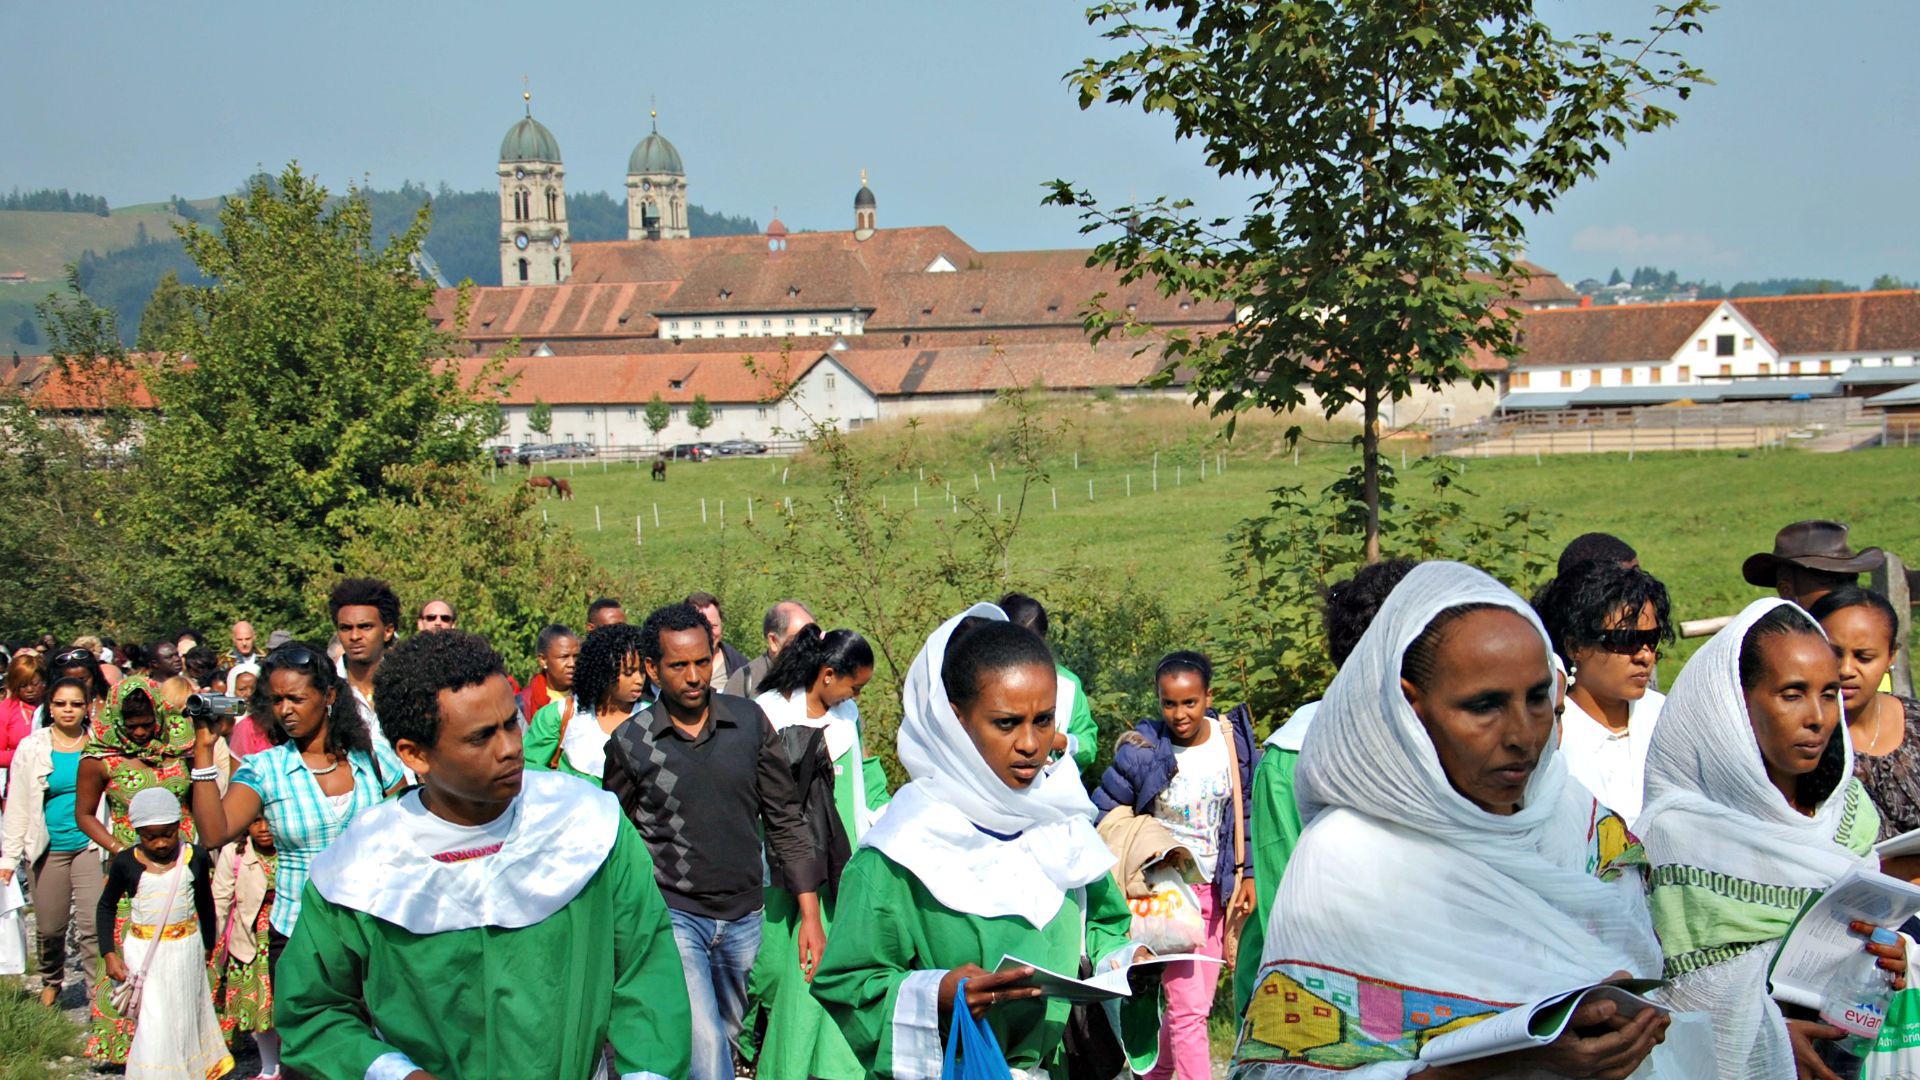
603, 603, 825, 1080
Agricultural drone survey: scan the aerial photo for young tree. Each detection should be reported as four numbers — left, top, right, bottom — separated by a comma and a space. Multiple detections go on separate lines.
528, 397, 553, 439
134, 270, 197, 353
644, 393, 671, 444
126, 163, 505, 631
1872, 274, 1914, 292
687, 393, 714, 437
1050, 0, 1710, 559
1608, 267, 1626, 287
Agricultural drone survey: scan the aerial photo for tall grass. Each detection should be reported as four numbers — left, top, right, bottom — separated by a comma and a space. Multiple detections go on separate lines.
0, 978, 84, 1080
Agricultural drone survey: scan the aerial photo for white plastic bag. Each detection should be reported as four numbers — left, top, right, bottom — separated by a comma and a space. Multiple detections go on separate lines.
1865, 988, 1920, 1080
1127, 866, 1207, 955
0, 876, 27, 976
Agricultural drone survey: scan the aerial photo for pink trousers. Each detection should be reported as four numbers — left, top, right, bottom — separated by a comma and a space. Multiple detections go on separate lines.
1145, 882, 1224, 1080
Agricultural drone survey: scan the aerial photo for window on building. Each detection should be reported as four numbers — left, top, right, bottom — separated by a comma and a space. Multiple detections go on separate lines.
761, 319, 771, 328
809, 317, 819, 327
546, 189, 558, 219
1650, 367, 1662, 384
553, 258, 561, 280
756, 406, 769, 419
1820, 359, 1834, 374
670, 321, 680, 331
669, 379, 684, 390
1560, 370, 1573, 388
1715, 334, 1735, 357
785, 318, 795, 328
738, 320, 748, 329
1718, 363, 1732, 377
1512, 371, 1530, 389
585, 409, 594, 419
1590, 368, 1603, 386
1678, 365, 1690, 382
628, 408, 638, 420
1788, 361, 1802, 375
518, 258, 529, 283
670, 409, 680, 421
1621, 368, 1634, 385
1758, 362, 1771, 376
1742, 337, 1754, 350
825, 373, 837, 390
1696, 339, 1708, 352
832, 316, 843, 325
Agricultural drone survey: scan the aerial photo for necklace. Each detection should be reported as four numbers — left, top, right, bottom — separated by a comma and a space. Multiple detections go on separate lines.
50, 727, 87, 752
303, 755, 340, 776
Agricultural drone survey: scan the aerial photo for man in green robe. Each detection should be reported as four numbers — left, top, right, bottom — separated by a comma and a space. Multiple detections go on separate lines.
277, 630, 691, 1080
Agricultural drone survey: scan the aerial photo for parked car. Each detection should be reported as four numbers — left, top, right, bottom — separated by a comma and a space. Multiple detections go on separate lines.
548, 441, 598, 459
713, 439, 768, 456
513, 442, 567, 462
667, 443, 711, 461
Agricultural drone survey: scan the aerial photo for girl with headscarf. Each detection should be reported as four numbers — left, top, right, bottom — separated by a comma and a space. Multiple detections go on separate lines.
1230, 562, 1701, 1080
811, 604, 1161, 1080
1638, 599, 1904, 1079
72, 675, 197, 1065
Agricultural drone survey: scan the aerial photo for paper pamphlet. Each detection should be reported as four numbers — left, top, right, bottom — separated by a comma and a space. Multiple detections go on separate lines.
1417, 979, 1669, 1066
1768, 864, 1920, 1010
993, 952, 1224, 1002
1875, 827, 1920, 860
0, 876, 22, 915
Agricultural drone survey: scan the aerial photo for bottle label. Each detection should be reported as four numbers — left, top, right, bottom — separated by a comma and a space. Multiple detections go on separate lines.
1820, 1002, 1886, 1040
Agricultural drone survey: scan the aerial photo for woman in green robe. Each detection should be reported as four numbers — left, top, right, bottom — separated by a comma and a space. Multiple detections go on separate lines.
812, 604, 1159, 1080
747, 625, 890, 1080
523, 622, 649, 782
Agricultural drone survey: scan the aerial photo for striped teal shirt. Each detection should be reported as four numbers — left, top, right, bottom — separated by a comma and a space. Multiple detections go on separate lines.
231, 740, 403, 934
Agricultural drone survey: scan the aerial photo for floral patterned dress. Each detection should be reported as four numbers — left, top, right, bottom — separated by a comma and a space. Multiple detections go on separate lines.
1854, 695, 1920, 840
217, 849, 276, 1037
82, 675, 197, 1065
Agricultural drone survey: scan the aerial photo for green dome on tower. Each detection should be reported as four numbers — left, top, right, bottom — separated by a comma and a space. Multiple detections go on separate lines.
628, 112, 684, 175
500, 115, 562, 164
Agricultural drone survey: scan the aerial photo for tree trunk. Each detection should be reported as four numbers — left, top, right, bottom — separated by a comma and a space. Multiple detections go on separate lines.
1362, 383, 1382, 564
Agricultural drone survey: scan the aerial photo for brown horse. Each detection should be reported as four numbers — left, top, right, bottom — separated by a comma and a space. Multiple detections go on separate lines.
526, 475, 574, 500
651, 458, 668, 482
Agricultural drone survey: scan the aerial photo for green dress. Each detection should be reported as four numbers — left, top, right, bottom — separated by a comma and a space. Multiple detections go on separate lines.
1232, 743, 1305, 1013
521, 697, 599, 782
277, 815, 690, 1080
812, 847, 1159, 1079
748, 738, 893, 1080
1058, 665, 1097, 773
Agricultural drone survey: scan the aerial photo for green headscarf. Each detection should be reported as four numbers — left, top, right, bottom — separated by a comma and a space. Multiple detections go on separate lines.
86, 673, 194, 764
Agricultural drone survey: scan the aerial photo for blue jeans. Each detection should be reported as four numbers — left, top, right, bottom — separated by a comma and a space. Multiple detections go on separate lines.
668, 907, 764, 1080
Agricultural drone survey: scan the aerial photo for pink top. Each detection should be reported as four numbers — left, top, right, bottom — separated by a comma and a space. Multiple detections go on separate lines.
0, 697, 31, 769
227, 715, 273, 758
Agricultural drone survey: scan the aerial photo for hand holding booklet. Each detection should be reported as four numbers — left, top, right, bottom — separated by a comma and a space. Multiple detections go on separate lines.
1767, 863, 1920, 1010
993, 952, 1223, 1002
1415, 979, 1669, 1067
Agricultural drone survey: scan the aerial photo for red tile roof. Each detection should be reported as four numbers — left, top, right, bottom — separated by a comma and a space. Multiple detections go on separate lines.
0, 354, 156, 409
1733, 290, 1920, 357
1511, 301, 1717, 368
453, 349, 833, 407
1508, 291, 1920, 369
836, 339, 1187, 397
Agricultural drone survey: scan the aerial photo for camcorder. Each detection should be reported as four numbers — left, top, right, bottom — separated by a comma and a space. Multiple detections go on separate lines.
184, 693, 245, 723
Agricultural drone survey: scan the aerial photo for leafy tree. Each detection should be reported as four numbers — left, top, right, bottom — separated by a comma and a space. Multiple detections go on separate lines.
528, 396, 553, 438
125, 163, 506, 632
12, 318, 34, 347
644, 393, 671, 443
1872, 274, 1914, 292
134, 270, 198, 352
1607, 267, 1625, 287
1048, 0, 1710, 559
687, 394, 714, 436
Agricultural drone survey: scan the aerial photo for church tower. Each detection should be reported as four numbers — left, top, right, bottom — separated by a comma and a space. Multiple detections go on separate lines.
854, 169, 877, 241
498, 90, 571, 286
627, 109, 689, 240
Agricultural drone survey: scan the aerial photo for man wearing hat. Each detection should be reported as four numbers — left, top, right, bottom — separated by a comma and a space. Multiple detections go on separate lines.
1742, 519, 1885, 609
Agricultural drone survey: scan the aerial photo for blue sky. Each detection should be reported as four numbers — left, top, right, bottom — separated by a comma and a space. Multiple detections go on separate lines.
4, 0, 1914, 285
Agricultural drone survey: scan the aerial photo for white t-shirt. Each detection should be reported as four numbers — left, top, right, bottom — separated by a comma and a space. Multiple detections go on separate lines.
1558, 688, 1665, 828
400, 791, 520, 864
1151, 718, 1233, 879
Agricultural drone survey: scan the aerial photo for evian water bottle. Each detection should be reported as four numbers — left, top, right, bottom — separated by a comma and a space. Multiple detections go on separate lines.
1820, 926, 1901, 1068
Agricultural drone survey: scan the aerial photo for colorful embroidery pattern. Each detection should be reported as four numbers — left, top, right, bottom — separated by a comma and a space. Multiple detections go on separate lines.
429, 842, 504, 864
1233, 961, 1513, 1069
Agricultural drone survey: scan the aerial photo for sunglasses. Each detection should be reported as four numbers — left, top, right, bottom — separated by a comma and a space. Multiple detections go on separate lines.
266, 643, 326, 670
52, 648, 94, 666
420, 614, 455, 624
1596, 628, 1663, 656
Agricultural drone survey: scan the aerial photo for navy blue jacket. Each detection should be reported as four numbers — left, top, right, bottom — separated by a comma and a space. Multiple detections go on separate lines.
1091, 704, 1258, 899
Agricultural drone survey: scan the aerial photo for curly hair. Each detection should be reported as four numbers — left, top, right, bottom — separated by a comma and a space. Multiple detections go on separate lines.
1530, 561, 1675, 666
1324, 558, 1418, 668
249, 642, 373, 759
371, 630, 507, 750
328, 577, 401, 630
574, 623, 648, 711
640, 603, 713, 664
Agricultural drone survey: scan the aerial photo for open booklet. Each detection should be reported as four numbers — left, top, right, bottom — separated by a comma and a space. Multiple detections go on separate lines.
1873, 827, 1920, 860
1416, 979, 1669, 1066
993, 953, 1224, 1003
1768, 863, 1920, 1010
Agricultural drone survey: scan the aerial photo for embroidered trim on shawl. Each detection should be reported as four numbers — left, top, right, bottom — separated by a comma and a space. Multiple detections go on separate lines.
1645, 865, 1816, 910
1234, 960, 1514, 1070
1663, 940, 1765, 978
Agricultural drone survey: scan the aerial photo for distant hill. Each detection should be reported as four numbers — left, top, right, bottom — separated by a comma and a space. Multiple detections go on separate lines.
0, 183, 758, 353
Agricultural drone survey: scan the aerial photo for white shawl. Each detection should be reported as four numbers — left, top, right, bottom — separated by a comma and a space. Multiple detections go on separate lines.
1235, 562, 1702, 1079
862, 602, 1113, 928
754, 687, 875, 836
1638, 598, 1873, 1080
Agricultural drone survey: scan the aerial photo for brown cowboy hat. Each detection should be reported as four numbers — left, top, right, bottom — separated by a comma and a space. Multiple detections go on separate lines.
1741, 520, 1885, 587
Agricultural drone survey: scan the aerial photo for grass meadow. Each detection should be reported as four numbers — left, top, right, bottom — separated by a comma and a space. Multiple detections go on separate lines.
484, 398, 1920, 679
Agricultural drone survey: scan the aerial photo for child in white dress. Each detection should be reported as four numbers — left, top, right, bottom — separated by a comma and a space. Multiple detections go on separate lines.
96, 787, 231, 1080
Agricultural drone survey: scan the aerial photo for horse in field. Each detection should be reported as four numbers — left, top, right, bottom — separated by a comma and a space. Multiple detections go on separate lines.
651, 458, 668, 482
527, 475, 574, 500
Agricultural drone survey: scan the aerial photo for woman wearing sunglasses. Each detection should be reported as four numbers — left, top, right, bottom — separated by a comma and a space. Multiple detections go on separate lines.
1532, 559, 1676, 828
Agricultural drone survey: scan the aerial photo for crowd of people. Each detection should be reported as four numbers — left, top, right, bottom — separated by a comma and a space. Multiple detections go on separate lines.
0, 516, 1911, 1080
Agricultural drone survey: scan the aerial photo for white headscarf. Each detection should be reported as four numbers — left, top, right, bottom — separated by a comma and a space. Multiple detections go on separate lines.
1637, 598, 1873, 1080
861, 602, 1113, 928
1238, 562, 1698, 1079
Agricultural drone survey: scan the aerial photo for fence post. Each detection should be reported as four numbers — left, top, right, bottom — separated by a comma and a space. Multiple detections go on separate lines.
1051, 487, 1057, 510
1073, 451, 1079, 470
636, 516, 642, 547
1088, 479, 1095, 502
781, 467, 789, 485
989, 461, 997, 483
653, 503, 660, 528
973, 472, 980, 492
701, 498, 708, 524
996, 493, 1002, 515
595, 505, 602, 531
748, 497, 754, 523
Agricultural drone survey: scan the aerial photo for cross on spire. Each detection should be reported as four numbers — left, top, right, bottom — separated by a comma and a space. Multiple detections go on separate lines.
650, 93, 658, 132
522, 75, 531, 116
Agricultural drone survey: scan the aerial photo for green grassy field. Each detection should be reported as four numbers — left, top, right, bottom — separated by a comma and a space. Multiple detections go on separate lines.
0, 206, 186, 281
484, 399, 1920, 676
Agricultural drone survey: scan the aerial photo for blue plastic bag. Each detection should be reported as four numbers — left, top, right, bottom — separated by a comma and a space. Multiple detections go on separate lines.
943, 978, 1015, 1080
